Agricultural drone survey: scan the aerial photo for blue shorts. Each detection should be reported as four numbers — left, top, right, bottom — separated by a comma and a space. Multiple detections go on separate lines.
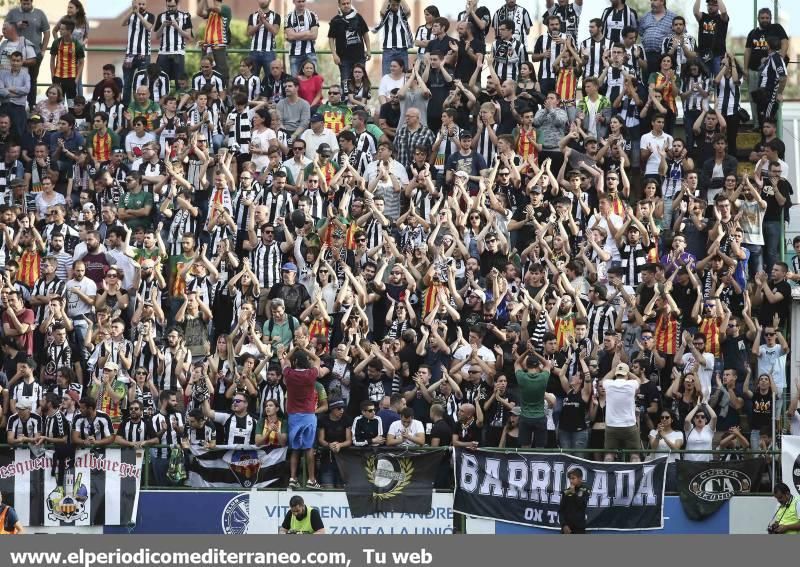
288, 413, 317, 450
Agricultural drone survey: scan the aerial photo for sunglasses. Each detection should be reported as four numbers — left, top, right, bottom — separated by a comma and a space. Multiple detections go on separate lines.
364, 408, 375, 413
232, 399, 246, 405
765, 332, 776, 336
356, 237, 366, 242
106, 273, 118, 278
695, 414, 707, 420
659, 415, 671, 420
293, 147, 305, 151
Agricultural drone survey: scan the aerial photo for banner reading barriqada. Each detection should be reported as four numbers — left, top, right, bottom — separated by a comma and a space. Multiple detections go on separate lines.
0, 447, 143, 527
454, 449, 667, 531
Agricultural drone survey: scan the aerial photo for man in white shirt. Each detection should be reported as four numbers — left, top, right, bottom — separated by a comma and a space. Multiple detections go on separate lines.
639, 114, 674, 177
754, 323, 789, 392
586, 196, 624, 262
300, 113, 339, 157
602, 362, 641, 462
453, 325, 497, 364
386, 407, 425, 447
675, 330, 715, 400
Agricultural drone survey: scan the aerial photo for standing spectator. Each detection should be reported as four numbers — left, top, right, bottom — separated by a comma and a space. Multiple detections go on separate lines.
743, 8, 788, 130
285, 0, 320, 77
0, 21, 37, 73
602, 362, 641, 462
491, 0, 532, 47
393, 108, 434, 170
281, 347, 322, 489
600, 0, 638, 44
328, 0, 370, 90
543, 0, 583, 45
414, 7, 438, 58
693, 0, 729, 76
5, 0, 50, 111
154, 0, 194, 90
533, 92, 568, 173
533, 16, 567, 95
121, 0, 155, 107
197, 0, 232, 87
514, 354, 550, 448
247, 0, 281, 81
754, 160, 792, 273
491, 20, 526, 83
754, 36, 787, 126
0, 52, 31, 139
580, 18, 611, 80
374, 0, 412, 76
49, 18, 84, 106
660, 16, 697, 79
638, 0, 675, 76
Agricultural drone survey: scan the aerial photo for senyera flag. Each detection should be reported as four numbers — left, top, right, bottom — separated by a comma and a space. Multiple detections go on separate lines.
453, 448, 667, 531
0, 447, 143, 527
187, 445, 288, 488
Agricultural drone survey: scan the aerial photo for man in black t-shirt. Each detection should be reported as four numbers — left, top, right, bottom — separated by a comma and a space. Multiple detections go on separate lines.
744, 8, 788, 129
428, 403, 453, 488
279, 495, 325, 534
755, 263, 791, 332
327, 0, 370, 91
693, 0, 729, 76
317, 400, 352, 488
267, 263, 311, 318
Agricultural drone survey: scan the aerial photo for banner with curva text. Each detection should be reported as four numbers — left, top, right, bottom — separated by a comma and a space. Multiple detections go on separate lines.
0, 447, 143, 527
453, 449, 667, 531
676, 459, 763, 521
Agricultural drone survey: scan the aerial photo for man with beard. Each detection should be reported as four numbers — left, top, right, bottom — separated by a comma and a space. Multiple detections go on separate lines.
744, 9, 787, 130
267, 262, 310, 319
327, 0, 369, 90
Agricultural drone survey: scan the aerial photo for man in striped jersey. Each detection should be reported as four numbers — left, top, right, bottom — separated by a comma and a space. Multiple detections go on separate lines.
117, 399, 157, 449
491, 0, 532, 47
232, 58, 261, 101
491, 20, 525, 83
151, 390, 184, 486
580, 18, 611, 79
245, 218, 294, 292
586, 283, 617, 345
154, 0, 194, 90
191, 56, 225, 93
375, 0, 412, 76
533, 16, 566, 95
544, 0, 583, 44
7, 399, 42, 446
601, 0, 638, 44
285, 0, 320, 77
122, 0, 155, 107
71, 396, 116, 447
37, 393, 71, 482
755, 36, 787, 125
247, 0, 281, 81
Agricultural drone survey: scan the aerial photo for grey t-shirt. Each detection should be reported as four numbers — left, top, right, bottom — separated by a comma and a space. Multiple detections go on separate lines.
400, 90, 429, 128
5, 8, 49, 54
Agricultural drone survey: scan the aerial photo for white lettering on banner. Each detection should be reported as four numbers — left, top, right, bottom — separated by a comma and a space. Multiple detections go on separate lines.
460, 453, 658, 508
223, 492, 453, 534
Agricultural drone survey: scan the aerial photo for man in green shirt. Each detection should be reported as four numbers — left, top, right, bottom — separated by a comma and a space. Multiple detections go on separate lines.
117, 172, 153, 230
317, 87, 352, 134
514, 354, 552, 449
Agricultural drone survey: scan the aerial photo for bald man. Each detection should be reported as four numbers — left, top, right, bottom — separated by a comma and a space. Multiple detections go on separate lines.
451, 402, 484, 449
393, 107, 435, 168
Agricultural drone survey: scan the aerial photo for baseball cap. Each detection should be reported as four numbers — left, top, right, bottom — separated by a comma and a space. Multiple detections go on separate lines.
310, 113, 324, 123
281, 262, 298, 273
615, 363, 630, 377
104, 360, 119, 372
329, 399, 346, 410
459, 129, 473, 139
506, 322, 521, 333
82, 202, 96, 212
471, 289, 486, 303
28, 114, 43, 123
317, 143, 333, 157
16, 400, 32, 411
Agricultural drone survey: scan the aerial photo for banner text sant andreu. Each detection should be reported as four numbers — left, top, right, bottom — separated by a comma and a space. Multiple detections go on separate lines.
454, 449, 667, 531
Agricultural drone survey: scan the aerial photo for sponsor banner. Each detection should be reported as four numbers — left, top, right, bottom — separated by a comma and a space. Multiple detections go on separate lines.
336, 448, 445, 517
0, 447, 143, 527
104, 491, 454, 534
454, 449, 666, 531
676, 459, 763, 520
781, 435, 800, 499
465, 497, 731, 534
187, 446, 288, 488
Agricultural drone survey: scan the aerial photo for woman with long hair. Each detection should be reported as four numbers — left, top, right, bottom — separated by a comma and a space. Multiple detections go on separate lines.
346, 63, 371, 107
666, 369, 703, 426
648, 54, 679, 134
297, 59, 323, 108
648, 410, 684, 491
249, 108, 278, 171
57, 0, 88, 44
684, 400, 717, 462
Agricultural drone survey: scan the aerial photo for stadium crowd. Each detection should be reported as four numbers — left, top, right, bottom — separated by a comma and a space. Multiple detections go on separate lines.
0, 0, 797, 492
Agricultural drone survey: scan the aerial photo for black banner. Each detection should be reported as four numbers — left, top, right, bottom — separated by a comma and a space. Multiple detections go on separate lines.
676, 459, 764, 521
453, 449, 667, 531
335, 448, 446, 518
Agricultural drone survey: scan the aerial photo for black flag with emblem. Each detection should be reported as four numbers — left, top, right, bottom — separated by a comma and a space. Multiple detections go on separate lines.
335, 448, 446, 517
676, 459, 764, 520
